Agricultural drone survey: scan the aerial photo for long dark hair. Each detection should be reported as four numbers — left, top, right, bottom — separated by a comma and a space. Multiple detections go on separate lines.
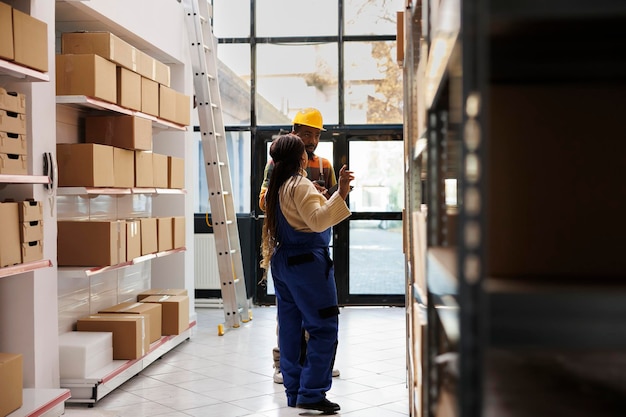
261, 134, 305, 269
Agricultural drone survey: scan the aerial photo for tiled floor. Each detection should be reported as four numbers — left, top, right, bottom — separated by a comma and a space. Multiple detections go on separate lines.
65, 305, 409, 416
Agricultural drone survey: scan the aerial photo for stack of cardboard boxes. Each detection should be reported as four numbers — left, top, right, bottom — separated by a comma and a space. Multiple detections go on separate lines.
0, 200, 44, 267
0, 2, 48, 73
0, 87, 27, 175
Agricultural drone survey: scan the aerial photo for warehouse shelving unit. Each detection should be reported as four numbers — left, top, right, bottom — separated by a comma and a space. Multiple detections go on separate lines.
404, 1, 626, 416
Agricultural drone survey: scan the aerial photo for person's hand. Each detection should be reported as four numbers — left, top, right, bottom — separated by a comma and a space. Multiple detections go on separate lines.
337, 165, 354, 200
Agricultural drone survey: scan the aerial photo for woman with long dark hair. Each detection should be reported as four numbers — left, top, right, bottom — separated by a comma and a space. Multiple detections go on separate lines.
261, 134, 354, 414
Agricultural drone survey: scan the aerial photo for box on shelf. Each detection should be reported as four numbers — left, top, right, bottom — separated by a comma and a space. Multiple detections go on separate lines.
157, 217, 173, 252
173, 216, 185, 248
58, 220, 126, 266
154, 60, 170, 87
20, 220, 43, 243
134, 151, 153, 188
117, 67, 141, 111
61, 31, 137, 73
159, 85, 190, 126
126, 219, 141, 261
58, 331, 113, 379
0, 87, 26, 114
0, 110, 26, 135
175, 90, 190, 126
0, 153, 27, 175
136, 49, 154, 79
57, 143, 115, 187
0, 352, 23, 417
140, 295, 189, 336
19, 200, 42, 222
168, 156, 184, 189
85, 115, 152, 152
76, 314, 149, 360
12, 8, 48, 72
0, 3, 13, 61
0, 202, 21, 267
152, 153, 168, 188
21, 240, 43, 263
56, 54, 117, 104
139, 217, 157, 255
99, 301, 162, 343
0, 132, 27, 156
136, 288, 188, 301
113, 147, 134, 188
140, 77, 159, 117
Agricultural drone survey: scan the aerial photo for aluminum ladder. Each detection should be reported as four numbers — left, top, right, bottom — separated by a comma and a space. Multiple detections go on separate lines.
183, 0, 251, 335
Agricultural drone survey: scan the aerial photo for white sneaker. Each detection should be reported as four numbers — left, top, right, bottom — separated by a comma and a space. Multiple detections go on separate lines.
273, 367, 284, 384
332, 368, 340, 377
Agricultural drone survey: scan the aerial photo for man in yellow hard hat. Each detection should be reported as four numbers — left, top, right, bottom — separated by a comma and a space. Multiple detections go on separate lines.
258, 107, 340, 384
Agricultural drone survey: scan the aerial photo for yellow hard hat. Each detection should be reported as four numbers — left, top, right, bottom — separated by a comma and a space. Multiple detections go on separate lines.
292, 108, 325, 131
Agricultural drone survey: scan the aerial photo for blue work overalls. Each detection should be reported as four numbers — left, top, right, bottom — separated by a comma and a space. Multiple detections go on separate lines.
271, 202, 339, 407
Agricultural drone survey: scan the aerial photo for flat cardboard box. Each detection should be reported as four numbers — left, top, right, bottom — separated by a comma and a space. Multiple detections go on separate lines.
0, 132, 27, 155
140, 295, 189, 335
0, 110, 27, 134
19, 200, 43, 222
140, 217, 157, 255
0, 3, 14, 61
12, 9, 48, 72
117, 67, 141, 111
173, 216, 185, 248
168, 156, 184, 189
57, 220, 126, 266
59, 331, 113, 379
0, 153, 27, 175
113, 147, 135, 188
56, 54, 117, 104
0, 87, 26, 113
85, 115, 152, 151
0, 353, 23, 417
57, 143, 115, 187
157, 217, 173, 252
136, 288, 188, 301
21, 240, 43, 263
140, 77, 159, 117
0, 202, 21, 267
61, 32, 137, 72
135, 151, 153, 187
99, 302, 162, 343
20, 220, 43, 243
76, 314, 149, 360
126, 219, 141, 261
152, 153, 168, 188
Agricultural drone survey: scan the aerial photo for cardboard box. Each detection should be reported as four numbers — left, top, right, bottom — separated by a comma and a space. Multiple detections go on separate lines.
19, 200, 43, 222
137, 50, 155, 79
12, 9, 48, 72
140, 77, 159, 117
168, 156, 184, 189
117, 67, 141, 111
85, 115, 152, 152
57, 220, 126, 266
154, 60, 170, 87
134, 151, 153, 187
173, 216, 185, 248
0, 153, 27, 175
175, 91, 191, 126
0, 202, 21, 267
126, 219, 141, 261
20, 220, 43, 243
99, 302, 162, 343
59, 331, 113, 379
21, 240, 43, 263
0, 353, 23, 417
0, 3, 14, 61
157, 217, 173, 252
0, 110, 26, 134
0, 132, 27, 155
140, 295, 189, 335
76, 314, 149, 360
136, 288, 188, 301
61, 32, 137, 72
0, 87, 26, 113
140, 217, 157, 255
159, 85, 177, 123
57, 143, 115, 187
113, 147, 134, 188
152, 153, 168, 188
56, 54, 117, 103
